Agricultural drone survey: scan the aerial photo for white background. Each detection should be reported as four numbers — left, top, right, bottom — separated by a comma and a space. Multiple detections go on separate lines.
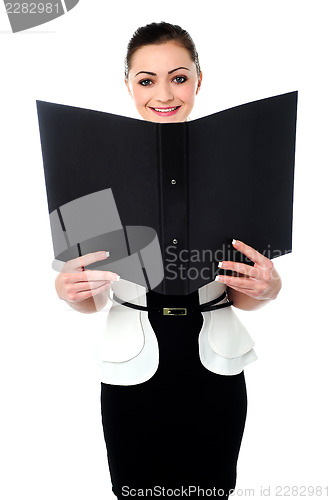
0, 1, 331, 499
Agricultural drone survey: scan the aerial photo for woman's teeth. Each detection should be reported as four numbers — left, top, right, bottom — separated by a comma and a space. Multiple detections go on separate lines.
153, 107, 178, 112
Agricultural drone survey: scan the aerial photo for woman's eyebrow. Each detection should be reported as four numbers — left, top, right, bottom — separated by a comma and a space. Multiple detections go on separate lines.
168, 66, 190, 74
134, 66, 190, 77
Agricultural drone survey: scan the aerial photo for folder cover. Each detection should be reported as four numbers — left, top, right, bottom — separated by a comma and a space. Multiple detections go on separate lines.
36, 91, 297, 295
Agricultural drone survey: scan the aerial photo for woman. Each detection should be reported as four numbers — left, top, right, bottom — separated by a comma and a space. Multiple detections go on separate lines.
55, 22, 282, 499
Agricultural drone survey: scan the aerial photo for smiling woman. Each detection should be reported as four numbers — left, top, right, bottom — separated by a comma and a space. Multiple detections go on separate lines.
54, 21, 282, 500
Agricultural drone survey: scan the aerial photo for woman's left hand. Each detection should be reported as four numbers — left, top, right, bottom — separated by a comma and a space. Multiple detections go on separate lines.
215, 239, 282, 301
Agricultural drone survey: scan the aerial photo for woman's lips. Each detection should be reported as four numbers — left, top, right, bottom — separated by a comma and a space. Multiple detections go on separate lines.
149, 106, 181, 117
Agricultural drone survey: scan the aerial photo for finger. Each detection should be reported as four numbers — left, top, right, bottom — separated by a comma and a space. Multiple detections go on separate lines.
71, 280, 111, 293
227, 284, 262, 299
80, 269, 119, 283
64, 270, 119, 283
76, 281, 112, 301
218, 261, 261, 279
232, 240, 271, 267
216, 274, 261, 291
67, 251, 110, 271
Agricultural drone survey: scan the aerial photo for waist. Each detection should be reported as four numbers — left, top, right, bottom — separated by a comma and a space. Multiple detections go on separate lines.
112, 288, 232, 315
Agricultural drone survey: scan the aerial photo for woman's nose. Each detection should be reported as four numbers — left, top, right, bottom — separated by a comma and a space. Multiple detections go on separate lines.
155, 83, 174, 102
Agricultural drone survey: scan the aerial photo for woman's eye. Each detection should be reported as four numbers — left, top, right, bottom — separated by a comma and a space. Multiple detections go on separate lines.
173, 76, 187, 84
139, 79, 153, 86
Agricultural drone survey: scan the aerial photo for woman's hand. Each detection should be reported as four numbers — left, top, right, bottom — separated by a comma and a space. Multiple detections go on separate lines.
215, 240, 282, 310
55, 251, 119, 313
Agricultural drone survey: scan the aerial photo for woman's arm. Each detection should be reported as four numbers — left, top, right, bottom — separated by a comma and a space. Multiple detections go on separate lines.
227, 284, 281, 311
55, 251, 119, 314
57, 280, 111, 314
215, 239, 282, 311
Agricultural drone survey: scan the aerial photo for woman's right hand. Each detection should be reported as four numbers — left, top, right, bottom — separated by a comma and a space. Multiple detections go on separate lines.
55, 251, 119, 307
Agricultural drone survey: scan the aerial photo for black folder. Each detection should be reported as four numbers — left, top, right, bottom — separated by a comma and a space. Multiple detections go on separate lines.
36, 91, 297, 295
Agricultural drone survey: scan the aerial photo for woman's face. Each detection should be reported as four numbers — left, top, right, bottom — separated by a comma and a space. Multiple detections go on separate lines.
125, 41, 202, 123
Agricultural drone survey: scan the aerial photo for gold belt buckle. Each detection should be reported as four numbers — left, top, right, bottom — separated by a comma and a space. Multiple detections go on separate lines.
163, 307, 187, 316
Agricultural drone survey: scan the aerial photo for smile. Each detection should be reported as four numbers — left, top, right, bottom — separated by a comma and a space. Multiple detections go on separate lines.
150, 106, 181, 116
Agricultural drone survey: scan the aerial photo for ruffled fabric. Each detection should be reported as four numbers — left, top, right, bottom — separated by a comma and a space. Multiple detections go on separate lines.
98, 279, 257, 384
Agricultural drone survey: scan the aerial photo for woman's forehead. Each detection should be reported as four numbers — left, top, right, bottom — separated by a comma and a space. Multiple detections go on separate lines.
130, 42, 195, 75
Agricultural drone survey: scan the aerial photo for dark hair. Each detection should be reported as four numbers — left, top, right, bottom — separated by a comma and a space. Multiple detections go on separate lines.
124, 21, 201, 82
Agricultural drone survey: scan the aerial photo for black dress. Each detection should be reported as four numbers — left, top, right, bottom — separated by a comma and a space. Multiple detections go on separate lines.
101, 289, 247, 499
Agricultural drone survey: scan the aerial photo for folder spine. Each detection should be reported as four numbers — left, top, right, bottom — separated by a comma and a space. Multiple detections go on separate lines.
158, 123, 189, 294
156, 123, 165, 294
184, 123, 190, 295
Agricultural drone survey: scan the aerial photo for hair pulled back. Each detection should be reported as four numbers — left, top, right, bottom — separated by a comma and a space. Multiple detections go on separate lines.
124, 21, 201, 83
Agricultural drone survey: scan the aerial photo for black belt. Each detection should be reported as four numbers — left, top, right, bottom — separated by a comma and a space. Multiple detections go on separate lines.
112, 290, 233, 316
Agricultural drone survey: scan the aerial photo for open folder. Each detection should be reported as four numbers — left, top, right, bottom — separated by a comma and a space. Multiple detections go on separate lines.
36, 91, 298, 295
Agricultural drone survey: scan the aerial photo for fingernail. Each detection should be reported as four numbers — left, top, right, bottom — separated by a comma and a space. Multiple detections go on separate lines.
218, 261, 223, 268
215, 276, 220, 282
105, 251, 110, 258
116, 275, 121, 281
232, 239, 237, 246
